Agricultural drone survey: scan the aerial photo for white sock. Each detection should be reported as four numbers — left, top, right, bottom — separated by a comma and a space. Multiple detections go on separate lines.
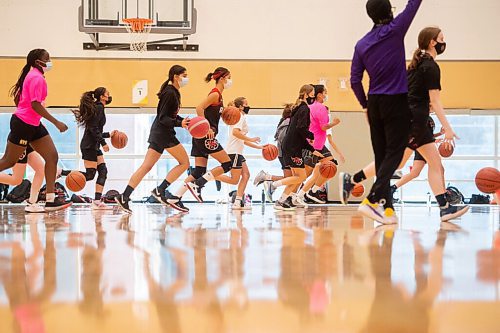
312, 185, 320, 193
46, 193, 55, 203
298, 190, 306, 198
175, 184, 189, 198
280, 193, 289, 201
265, 174, 273, 181
235, 196, 242, 202
273, 180, 283, 188
28, 193, 38, 205
202, 172, 215, 182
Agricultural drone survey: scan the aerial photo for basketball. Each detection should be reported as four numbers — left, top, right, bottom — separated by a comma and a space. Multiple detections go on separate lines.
111, 131, 128, 149
262, 144, 278, 161
222, 106, 241, 125
475, 167, 500, 194
352, 184, 365, 198
65, 171, 86, 192
319, 161, 337, 179
188, 116, 210, 139
438, 142, 454, 158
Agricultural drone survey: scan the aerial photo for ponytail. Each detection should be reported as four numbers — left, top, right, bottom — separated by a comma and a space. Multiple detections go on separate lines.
73, 91, 98, 127
158, 64, 186, 97
408, 26, 442, 71
205, 67, 229, 83
408, 49, 426, 71
9, 48, 47, 106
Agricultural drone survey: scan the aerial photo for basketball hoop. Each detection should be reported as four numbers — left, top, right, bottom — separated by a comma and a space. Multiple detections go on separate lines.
123, 18, 153, 52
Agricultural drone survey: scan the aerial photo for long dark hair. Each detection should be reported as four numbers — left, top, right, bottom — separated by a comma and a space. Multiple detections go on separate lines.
157, 65, 186, 98
205, 67, 230, 83
73, 87, 106, 127
313, 84, 326, 99
408, 27, 442, 71
9, 49, 47, 106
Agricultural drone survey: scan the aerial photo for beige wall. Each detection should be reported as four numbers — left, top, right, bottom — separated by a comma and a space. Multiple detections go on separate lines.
1, 58, 500, 110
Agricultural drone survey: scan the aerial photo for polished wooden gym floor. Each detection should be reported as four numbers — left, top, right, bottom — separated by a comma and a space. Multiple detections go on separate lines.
0, 203, 499, 333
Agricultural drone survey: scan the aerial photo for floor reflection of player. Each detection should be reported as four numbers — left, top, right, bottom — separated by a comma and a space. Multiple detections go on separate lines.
0, 222, 56, 333
359, 229, 446, 333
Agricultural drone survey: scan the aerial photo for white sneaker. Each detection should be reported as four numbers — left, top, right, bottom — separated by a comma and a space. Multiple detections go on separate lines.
92, 200, 114, 210
25, 203, 45, 213
291, 194, 308, 209
358, 198, 385, 223
232, 200, 243, 210
253, 170, 270, 186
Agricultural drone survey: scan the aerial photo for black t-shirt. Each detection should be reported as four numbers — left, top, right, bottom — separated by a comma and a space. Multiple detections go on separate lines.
150, 85, 183, 134
282, 102, 314, 155
408, 56, 441, 108
81, 102, 110, 150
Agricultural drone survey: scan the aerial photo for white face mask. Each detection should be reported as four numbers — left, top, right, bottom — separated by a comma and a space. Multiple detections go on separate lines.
40, 61, 53, 73
179, 77, 189, 87
224, 79, 233, 89
323, 95, 329, 103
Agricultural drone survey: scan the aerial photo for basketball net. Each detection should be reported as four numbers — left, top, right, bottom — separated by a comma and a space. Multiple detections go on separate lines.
123, 18, 153, 52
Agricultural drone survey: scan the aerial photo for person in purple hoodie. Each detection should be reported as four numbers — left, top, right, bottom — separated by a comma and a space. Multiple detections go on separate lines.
345, 0, 422, 224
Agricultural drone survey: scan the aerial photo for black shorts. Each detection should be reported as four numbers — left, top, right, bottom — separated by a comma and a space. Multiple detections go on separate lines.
414, 150, 427, 162
283, 152, 305, 169
81, 148, 103, 162
278, 156, 290, 170
148, 129, 180, 154
303, 147, 334, 167
191, 137, 224, 158
408, 108, 435, 150
8, 115, 49, 147
229, 154, 246, 169
18, 145, 35, 164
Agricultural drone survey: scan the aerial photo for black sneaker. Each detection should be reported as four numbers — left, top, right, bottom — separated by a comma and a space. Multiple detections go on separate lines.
151, 188, 168, 205
115, 194, 132, 214
440, 204, 470, 222
339, 172, 354, 205
306, 190, 326, 204
165, 192, 190, 213
285, 196, 297, 209
274, 198, 295, 211
44, 197, 72, 212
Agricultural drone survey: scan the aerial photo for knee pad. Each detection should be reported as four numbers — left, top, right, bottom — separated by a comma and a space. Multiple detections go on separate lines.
96, 164, 108, 186
221, 161, 232, 173
191, 166, 207, 179
84, 168, 97, 181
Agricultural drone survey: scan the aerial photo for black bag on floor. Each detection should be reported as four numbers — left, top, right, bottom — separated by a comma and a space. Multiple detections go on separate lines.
446, 186, 464, 205
103, 190, 119, 203
468, 194, 490, 204
38, 182, 69, 202
6, 179, 31, 203
71, 194, 92, 203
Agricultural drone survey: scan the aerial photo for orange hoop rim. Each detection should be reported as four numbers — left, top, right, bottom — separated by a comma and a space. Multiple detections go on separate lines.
122, 18, 153, 32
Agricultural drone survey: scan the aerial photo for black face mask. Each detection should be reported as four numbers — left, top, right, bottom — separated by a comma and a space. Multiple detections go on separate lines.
243, 106, 250, 114
105, 96, 112, 105
306, 97, 315, 105
434, 41, 447, 55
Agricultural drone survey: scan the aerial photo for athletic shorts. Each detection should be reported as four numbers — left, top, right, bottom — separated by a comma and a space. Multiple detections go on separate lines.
283, 152, 305, 169
278, 156, 290, 170
408, 107, 435, 150
191, 137, 224, 158
303, 147, 334, 167
18, 145, 35, 164
8, 115, 49, 147
228, 154, 246, 169
148, 129, 180, 154
414, 150, 427, 162
81, 148, 103, 162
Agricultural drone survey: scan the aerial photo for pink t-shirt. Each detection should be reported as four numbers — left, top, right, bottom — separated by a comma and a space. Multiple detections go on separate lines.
308, 101, 330, 150
14, 69, 47, 126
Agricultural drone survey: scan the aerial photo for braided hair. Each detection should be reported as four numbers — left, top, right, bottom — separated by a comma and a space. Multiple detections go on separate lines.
9, 49, 48, 106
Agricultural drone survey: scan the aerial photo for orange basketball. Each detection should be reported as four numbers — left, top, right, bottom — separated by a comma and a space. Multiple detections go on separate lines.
352, 184, 365, 198
65, 171, 86, 192
222, 106, 241, 125
188, 116, 210, 139
262, 144, 278, 161
319, 161, 337, 179
111, 131, 128, 149
438, 142, 454, 158
475, 167, 500, 194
